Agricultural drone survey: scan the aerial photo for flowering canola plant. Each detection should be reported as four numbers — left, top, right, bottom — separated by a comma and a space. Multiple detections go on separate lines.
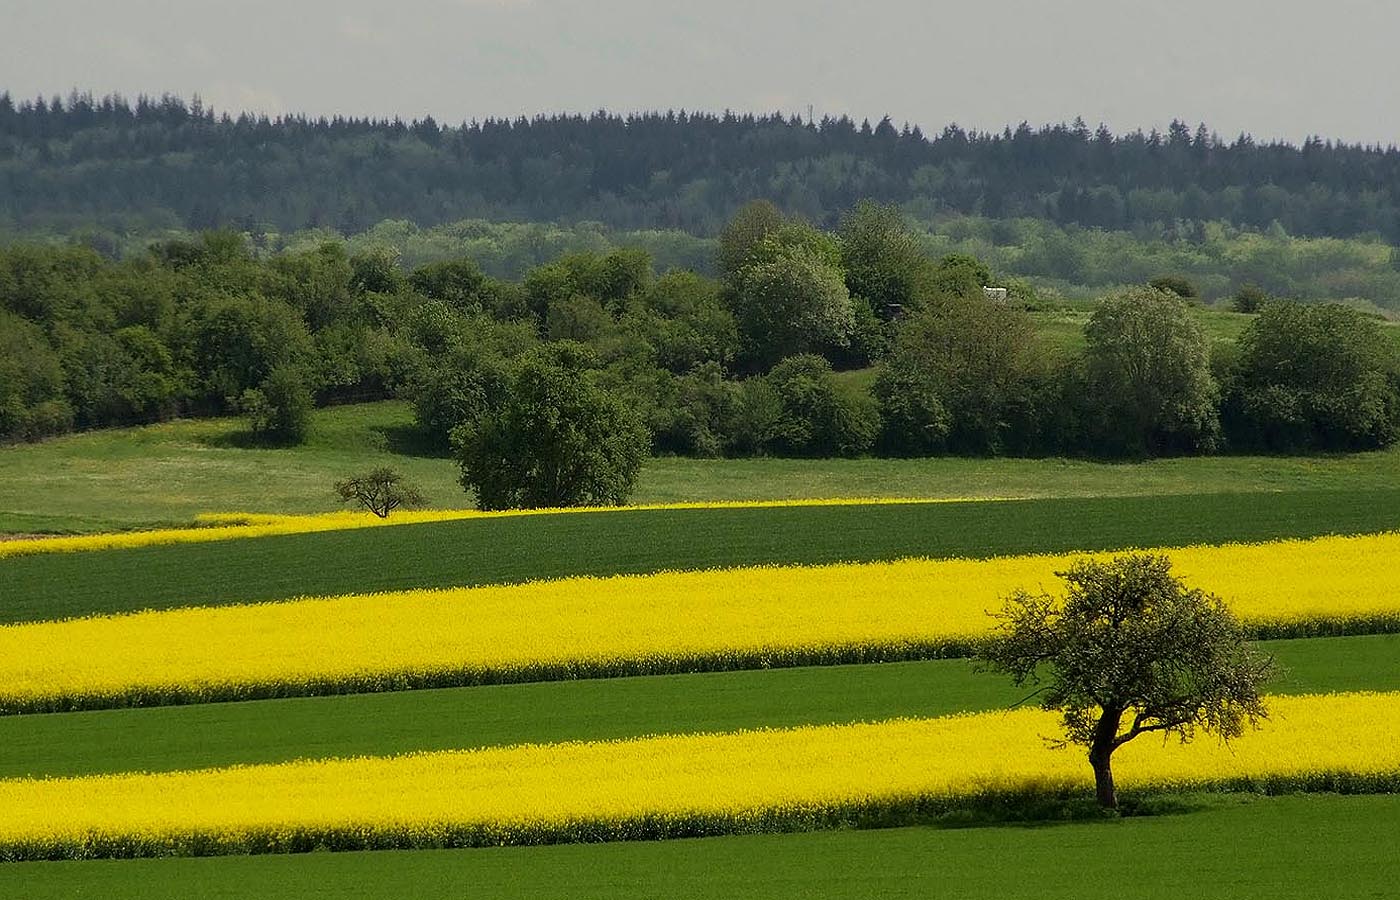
2, 532, 1398, 712
0, 497, 993, 560
0, 692, 1395, 860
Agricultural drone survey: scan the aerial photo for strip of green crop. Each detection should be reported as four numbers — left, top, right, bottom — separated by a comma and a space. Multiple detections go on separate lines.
5, 488, 1399, 623
1, 635, 1392, 780
2, 794, 1392, 900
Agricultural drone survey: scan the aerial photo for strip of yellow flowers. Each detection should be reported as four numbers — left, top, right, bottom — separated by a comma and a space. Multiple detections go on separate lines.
0, 692, 1395, 860
2, 532, 1398, 712
0, 497, 991, 560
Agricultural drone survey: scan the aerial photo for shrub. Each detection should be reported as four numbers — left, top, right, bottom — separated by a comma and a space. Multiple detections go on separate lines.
761, 354, 879, 457
241, 365, 313, 444
1148, 274, 1199, 300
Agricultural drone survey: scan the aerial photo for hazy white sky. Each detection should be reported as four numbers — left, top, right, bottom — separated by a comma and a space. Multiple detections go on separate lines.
5, 0, 1400, 145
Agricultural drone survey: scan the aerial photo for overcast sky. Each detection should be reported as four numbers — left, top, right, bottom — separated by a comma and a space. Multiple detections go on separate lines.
5, 0, 1400, 145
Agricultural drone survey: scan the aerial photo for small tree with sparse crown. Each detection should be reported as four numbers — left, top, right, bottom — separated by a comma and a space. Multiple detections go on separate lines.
334, 467, 425, 518
977, 553, 1274, 809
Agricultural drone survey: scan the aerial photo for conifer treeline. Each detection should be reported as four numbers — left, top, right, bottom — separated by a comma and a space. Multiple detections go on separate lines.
3, 92, 1400, 239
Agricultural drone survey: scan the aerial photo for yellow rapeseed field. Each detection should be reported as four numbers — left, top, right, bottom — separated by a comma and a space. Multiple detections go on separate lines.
0, 692, 1395, 859
0, 497, 989, 560
1, 532, 1397, 711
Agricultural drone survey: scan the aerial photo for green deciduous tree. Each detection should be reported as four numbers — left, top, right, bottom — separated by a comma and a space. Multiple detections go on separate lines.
349, 247, 406, 296
928, 253, 992, 299
626, 271, 739, 374
0, 311, 73, 441
874, 294, 1049, 454
726, 226, 854, 369
453, 344, 649, 510
978, 553, 1274, 809
406, 342, 511, 448
759, 354, 879, 457
1231, 283, 1269, 313
838, 200, 933, 320
717, 199, 787, 282
1148, 274, 1199, 300
239, 363, 313, 444
334, 466, 425, 518
407, 258, 488, 311
1082, 288, 1220, 455
523, 250, 653, 321
194, 295, 312, 406
1225, 301, 1400, 450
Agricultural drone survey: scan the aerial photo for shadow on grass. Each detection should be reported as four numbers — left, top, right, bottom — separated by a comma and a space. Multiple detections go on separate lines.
854, 790, 1218, 834
373, 424, 453, 459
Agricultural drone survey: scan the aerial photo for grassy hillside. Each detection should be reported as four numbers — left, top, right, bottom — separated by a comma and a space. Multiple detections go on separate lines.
5, 400, 1400, 536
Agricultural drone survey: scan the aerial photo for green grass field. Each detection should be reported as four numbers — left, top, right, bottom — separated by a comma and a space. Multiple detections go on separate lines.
5, 794, 1397, 900
4, 400, 1400, 535
7, 488, 1400, 622
7, 385, 1400, 895
2, 635, 1392, 780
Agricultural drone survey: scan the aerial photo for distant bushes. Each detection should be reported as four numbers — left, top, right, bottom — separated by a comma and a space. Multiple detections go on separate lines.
874, 293, 1049, 455
453, 344, 649, 510
0, 311, 72, 440
240, 365, 314, 444
1080, 289, 1221, 456
1224, 303, 1400, 451
3, 199, 1398, 481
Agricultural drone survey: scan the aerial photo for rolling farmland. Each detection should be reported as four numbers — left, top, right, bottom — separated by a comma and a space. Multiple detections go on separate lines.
2, 478, 1399, 897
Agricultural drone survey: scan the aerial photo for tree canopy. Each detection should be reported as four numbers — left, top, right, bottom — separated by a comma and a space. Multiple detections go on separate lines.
1082, 288, 1221, 455
978, 553, 1274, 809
2, 201, 1397, 463
452, 344, 649, 510
1225, 301, 1400, 450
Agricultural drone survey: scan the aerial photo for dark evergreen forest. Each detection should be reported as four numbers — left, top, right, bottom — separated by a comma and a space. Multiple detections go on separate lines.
4, 92, 1400, 240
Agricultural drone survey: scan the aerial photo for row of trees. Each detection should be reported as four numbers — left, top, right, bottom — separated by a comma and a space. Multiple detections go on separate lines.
6, 93, 1400, 241
4, 202, 1398, 483
16, 212, 1399, 311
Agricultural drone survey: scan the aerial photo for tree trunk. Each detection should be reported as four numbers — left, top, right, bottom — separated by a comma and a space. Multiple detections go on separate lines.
1090, 750, 1116, 809
1089, 706, 1124, 809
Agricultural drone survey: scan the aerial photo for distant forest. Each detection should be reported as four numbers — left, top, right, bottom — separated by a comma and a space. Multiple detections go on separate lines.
4, 92, 1400, 241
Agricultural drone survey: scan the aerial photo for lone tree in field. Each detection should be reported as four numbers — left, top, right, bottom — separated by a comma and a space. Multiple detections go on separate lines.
334, 467, 425, 518
978, 554, 1274, 809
